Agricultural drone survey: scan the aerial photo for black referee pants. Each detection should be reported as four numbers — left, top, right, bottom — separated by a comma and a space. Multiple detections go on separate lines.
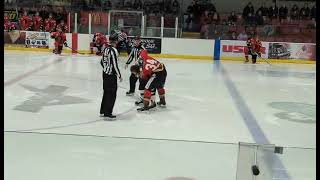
129, 73, 138, 92
100, 73, 118, 116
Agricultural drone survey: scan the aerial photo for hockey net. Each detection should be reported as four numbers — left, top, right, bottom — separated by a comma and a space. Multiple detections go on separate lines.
108, 10, 143, 36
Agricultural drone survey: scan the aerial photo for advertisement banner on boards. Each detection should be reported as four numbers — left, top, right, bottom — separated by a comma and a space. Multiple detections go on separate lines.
220, 40, 269, 59
25, 31, 50, 48
118, 37, 162, 54
268, 42, 316, 60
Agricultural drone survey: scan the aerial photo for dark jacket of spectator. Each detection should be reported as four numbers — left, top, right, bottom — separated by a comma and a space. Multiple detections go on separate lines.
299, 3, 310, 19
310, 5, 316, 19
256, 11, 264, 25
243, 2, 254, 18
187, 1, 201, 21
256, 4, 269, 17
211, 12, 220, 25
133, 0, 142, 10
227, 11, 237, 25
172, 0, 180, 14
279, 4, 288, 19
245, 13, 256, 25
268, 4, 278, 19
290, 4, 299, 20
39, 6, 49, 20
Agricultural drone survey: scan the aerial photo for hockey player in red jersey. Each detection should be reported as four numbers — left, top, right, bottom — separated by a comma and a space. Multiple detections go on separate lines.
50, 27, 67, 54
130, 50, 167, 111
45, 14, 56, 32
90, 32, 108, 55
33, 12, 43, 31
19, 11, 33, 31
244, 34, 262, 64
56, 20, 68, 33
4, 15, 16, 31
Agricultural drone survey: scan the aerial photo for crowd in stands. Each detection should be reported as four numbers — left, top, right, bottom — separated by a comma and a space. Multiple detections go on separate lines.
182, 0, 316, 41
4, 0, 316, 43
4, 5, 69, 32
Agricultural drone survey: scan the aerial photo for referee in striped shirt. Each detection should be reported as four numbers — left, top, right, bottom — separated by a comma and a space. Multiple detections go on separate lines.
100, 35, 122, 119
125, 36, 145, 96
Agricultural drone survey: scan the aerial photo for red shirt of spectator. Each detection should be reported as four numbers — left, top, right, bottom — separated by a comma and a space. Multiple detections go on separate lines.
4, 15, 16, 31
56, 20, 68, 33
19, 11, 33, 31
33, 12, 43, 31
45, 14, 56, 32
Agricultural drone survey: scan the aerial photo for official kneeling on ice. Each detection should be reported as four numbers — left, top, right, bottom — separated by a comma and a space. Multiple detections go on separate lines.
130, 50, 167, 111
100, 35, 122, 119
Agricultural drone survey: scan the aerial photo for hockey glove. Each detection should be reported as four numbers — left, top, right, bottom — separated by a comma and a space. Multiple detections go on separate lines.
64, 42, 68, 47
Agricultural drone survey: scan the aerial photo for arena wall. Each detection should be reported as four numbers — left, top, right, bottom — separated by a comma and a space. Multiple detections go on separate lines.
4, 31, 316, 64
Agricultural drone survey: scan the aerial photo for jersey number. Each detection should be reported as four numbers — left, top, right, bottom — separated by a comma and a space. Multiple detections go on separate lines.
145, 59, 157, 70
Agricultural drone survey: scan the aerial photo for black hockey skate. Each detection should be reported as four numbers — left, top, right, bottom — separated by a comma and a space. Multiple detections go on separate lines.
126, 91, 135, 96
135, 99, 143, 105
137, 101, 156, 111
157, 97, 166, 107
157, 101, 166, 107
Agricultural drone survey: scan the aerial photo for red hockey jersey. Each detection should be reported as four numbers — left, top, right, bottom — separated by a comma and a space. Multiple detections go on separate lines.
51, 32, 66, 46
45, 18, 56, 32
19, 15, 33, 30
140, 50, 164, 79
33, 15, 43, 31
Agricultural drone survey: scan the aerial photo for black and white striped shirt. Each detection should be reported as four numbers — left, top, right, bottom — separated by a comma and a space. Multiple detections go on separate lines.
126, 45, 145, 66
100, 47, 122, 78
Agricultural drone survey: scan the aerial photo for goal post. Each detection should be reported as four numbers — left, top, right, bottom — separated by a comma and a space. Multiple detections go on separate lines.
108, 10, 144, 36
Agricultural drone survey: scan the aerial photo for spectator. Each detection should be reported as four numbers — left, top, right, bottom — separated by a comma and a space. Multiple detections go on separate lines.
279, 4, 288, 20
227, 11, 237, 25
290, 4, 299, 20
143, 0, 151, 14
211, 12, 220, 25
256, 10, 264, 25
237, 29, 248, 40
133, 0, 142, 10
172, 0, 180, 15
243, 2, 254, 19
310, 5, 316, 20
39, 6, 49, 20
268, 2, 278, 20
104, 0, 112, 10
299, 3, 310, 19
245, 12, 256, 25
230, 31, 237, 40
256, 3, 268, 17
190, 0, 202, 20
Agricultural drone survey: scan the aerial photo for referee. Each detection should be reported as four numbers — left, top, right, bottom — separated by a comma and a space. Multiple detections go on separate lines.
100, 35, 122, 119
124, 36, 145, 96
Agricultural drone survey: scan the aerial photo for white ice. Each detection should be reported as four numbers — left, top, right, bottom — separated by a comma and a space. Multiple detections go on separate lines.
4, 51, 316, 180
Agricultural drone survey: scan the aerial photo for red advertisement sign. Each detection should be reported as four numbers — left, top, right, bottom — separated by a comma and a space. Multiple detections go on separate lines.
222, 45, 267, 54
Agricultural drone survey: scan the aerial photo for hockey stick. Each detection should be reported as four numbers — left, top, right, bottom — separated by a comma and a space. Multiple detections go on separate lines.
255, 52, 272, 66
65, 45, 86, 55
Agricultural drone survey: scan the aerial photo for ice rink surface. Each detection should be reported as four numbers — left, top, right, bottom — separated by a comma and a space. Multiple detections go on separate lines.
4, 51, 316, 180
